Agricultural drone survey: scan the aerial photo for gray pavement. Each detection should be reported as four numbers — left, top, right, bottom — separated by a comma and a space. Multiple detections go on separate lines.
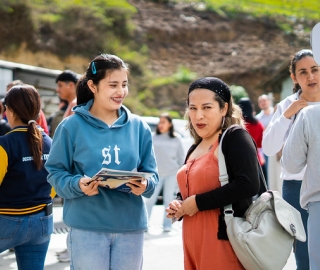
0, 204, 296, 270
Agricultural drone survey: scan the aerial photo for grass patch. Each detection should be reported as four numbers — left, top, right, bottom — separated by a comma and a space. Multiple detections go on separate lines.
230, 85, 249, 103
30, 0, 136, 12
176, 0, 320, 20
151, 66, 197, 87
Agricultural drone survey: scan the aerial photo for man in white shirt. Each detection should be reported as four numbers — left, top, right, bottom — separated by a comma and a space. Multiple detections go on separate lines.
256, 94, 274, 186
256, 94, 274, 128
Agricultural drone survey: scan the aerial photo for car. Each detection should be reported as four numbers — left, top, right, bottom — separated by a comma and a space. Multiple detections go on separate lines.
140, 116, 194, 205
140, 116, 194, 155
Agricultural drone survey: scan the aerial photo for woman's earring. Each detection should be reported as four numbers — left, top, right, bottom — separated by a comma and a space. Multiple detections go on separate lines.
221, 116, 225, 129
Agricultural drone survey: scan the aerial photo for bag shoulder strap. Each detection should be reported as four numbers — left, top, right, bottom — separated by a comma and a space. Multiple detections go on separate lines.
218, 124, 246, 186
218, 125, 237, 222
218, 124, 267, 223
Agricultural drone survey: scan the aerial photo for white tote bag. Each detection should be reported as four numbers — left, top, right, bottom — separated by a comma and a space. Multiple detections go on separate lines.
218, 126, 306, 270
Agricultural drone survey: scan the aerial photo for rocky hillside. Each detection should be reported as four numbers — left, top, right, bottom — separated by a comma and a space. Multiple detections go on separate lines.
131, 1, 311, 106
0, 1, 314, 114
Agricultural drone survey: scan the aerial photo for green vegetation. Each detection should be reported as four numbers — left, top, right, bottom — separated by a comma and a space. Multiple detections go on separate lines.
0, 0, 318, 116
29, 0, 135, 13
0, 0, 137, 57
151, 66, 197, 88
0, 0, 153, 114
124, 66, 195, 117
230, 85, 248, 103
180, 0, 320, 20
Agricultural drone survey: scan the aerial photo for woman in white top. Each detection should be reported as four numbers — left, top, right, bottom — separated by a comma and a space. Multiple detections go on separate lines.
262, 49, 320, 270
145, 113, 185, 232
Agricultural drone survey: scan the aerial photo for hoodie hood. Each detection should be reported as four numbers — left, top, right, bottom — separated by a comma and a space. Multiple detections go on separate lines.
72, 99, 129, 129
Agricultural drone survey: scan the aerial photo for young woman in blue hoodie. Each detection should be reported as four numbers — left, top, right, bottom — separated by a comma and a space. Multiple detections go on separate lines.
45, 54, 159, 270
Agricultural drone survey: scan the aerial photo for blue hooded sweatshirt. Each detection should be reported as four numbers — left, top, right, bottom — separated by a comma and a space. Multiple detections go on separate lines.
45, 100, 159, 232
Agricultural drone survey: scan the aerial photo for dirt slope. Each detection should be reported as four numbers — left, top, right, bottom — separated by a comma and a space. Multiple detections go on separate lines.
131, 1, 311, 102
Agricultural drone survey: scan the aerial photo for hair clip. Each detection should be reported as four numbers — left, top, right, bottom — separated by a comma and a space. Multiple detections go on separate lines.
91, 62, 97, 75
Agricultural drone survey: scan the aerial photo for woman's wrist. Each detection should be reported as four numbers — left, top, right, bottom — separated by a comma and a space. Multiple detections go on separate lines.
283, 110, 293, 119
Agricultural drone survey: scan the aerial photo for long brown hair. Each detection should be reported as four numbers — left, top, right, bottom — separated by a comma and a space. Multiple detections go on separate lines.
5, 85, 44, 170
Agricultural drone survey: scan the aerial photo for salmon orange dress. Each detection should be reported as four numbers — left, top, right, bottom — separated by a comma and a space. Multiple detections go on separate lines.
177, 140, 244, 270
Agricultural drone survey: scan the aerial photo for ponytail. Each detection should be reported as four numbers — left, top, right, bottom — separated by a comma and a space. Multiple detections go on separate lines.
27, 121, 43, 170
293, 83, 301, 93
5, 85, 44, 170
76, 76, 93, 105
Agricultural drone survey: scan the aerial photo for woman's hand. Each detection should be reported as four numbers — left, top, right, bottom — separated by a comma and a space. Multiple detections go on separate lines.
283, 99, 308, 119
166, 200, 182, 219
79, 177, 100, 196
174, 195, 199, 219
126, 178, 147, 196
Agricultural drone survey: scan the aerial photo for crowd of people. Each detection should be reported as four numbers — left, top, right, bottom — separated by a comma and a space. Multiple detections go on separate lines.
0, 48, 319, 270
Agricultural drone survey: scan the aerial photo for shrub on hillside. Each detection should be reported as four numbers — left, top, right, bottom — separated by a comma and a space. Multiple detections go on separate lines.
0, 2, 34, 52
230, 85, 248, 103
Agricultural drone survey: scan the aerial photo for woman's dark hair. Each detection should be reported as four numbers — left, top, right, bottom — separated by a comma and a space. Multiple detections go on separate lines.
0, 99, 4, 114
156, 113, 176, 138
5, 85, 44, 170
56, 70, 78, 84
290, 49, 314, 93
76, 54, 130, 105
238, 97, 258, 124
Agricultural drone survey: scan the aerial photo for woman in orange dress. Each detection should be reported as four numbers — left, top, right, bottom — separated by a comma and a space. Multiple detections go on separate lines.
166, 77, 260, 270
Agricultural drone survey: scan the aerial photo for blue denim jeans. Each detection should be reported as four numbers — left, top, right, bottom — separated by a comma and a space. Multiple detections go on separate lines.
0, 211, 53, 270
308, 201, 320, 270
282, 180, 309, 270
145, 174, 177, 230
67, 227, 144, 270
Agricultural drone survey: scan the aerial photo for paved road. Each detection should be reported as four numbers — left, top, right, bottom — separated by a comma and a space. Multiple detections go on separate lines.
0, 205, 296, 270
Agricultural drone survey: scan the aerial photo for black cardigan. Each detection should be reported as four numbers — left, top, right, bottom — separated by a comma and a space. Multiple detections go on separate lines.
181, 125, 260, 240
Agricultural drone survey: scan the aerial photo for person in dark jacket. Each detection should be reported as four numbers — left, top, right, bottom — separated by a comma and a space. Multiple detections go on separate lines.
0, 100, 11, 135
3, 80, 50, 135
0, 85, 54, 270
